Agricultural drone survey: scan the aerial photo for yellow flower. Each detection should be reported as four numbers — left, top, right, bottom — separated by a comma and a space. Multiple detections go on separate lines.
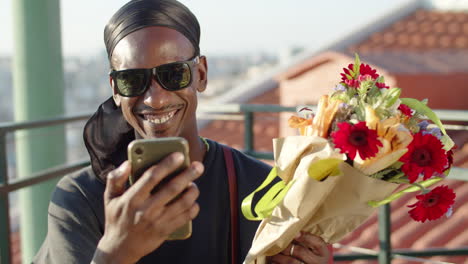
288, 115, 312, 136
287, 95, 342, 137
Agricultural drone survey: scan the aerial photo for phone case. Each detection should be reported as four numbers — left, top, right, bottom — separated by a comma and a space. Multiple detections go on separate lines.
127, 137, 192, 240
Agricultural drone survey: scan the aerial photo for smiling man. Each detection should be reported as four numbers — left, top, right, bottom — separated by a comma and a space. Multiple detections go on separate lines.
33, 1, 330, 263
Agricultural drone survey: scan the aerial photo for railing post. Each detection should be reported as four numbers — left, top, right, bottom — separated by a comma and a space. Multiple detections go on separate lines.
244, 112, 254, 155
12, 0, 66, 261
0, 131, 11, 264
378, 204, 392, 263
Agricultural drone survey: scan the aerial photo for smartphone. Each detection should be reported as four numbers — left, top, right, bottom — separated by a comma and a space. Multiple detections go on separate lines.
127, 137, 192, 240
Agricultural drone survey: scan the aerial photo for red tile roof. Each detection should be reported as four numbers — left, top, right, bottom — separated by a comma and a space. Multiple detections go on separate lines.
350, 10, 468, 52
348, 9, 468, 74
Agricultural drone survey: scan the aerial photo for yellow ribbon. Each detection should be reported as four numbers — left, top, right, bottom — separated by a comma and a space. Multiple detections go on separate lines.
308, 158, 343, 180
241, 167, 295, 221
241, 159, 343, 221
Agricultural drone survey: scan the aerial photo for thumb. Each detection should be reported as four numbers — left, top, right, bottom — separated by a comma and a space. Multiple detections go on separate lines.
104, 161, 130, 203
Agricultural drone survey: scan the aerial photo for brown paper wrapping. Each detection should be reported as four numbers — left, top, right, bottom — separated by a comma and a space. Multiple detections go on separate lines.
243, 136, 399, 264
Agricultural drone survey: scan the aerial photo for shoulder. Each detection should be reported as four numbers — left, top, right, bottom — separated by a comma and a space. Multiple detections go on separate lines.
50, 166, 105, 221
34, 167, 105, 263
57, 166, 104, 191
54, 166, 104, 202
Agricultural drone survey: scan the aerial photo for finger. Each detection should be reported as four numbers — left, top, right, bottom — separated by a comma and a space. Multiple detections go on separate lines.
125, 152, 185, 200
146, 183, 200, 220
164, 199, 200, 227
155, 202, 200, 238
290, 243, 319, 264
268, 253, 303, 264
104, 161, 130, 203
265, 256, 280, 264
280, 243, 314, 264
147, 162, 203, 207
295, 233, 329, 257
280, 243, 293, 256
265, 256, 282, 264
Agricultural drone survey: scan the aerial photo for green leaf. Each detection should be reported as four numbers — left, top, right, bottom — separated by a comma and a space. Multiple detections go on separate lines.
386, 172, 406, 182
388, 178, 410, 184
392, 161, 404, 169
367, 83, 381, 98
358, 80, 373, 96
369, 87, 400, 118
400, 98, 455, 151
354, 103, 366, 120
332, 93, 350, 103
353, 53, 361, 75
369, 168, 394, 179
367, 177, 443, 207
384, 88, 401, 108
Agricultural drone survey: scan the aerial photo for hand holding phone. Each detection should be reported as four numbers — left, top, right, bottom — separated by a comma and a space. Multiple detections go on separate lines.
96, 151, 202, 263
128, 137, 193, 240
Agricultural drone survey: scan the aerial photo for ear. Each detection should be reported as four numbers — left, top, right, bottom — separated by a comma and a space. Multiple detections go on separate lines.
196, 55, 208, 93
110, 76, 121, 106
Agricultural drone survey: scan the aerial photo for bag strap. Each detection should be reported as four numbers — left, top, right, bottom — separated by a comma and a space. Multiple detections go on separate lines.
222, 145, 239, 264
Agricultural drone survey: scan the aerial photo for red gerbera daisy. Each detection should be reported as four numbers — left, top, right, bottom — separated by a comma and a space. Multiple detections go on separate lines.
358, 74, 373, 82
340, 63, 354, 83
445, 145, 457, 170
341, 63, 379, 88
398, 104, 413, 117
359, 64, 379, 80
331, 121, 382, 160
376, 82, 389, 89
345, 79, 360, 88
400, 133, 448, 183
341, 63, 379, 80
408, 185, 456, 222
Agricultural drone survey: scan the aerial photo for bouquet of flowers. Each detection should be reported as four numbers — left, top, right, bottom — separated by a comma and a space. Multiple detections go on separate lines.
242, 55, 456, 264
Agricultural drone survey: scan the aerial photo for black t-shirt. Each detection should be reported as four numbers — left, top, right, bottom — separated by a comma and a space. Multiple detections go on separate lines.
34, 139, 271, 264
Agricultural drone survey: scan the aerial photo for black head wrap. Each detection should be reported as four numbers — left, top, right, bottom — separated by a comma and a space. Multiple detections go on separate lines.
83, 97, 133, 181
84, 0, 201, 181
104, 0, 201, 60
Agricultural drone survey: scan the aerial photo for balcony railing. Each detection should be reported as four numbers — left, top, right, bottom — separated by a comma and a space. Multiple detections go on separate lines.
1, 105, 467, 264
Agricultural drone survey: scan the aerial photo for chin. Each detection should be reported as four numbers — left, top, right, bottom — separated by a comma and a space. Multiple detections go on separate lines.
143, 127, 182, 139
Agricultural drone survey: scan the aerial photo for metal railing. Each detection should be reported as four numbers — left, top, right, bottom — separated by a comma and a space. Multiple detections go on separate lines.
1, 105, 467, 264
0, 114, 92, 264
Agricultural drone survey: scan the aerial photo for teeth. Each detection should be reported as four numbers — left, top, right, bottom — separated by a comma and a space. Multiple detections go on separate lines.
144, 111, 176, 124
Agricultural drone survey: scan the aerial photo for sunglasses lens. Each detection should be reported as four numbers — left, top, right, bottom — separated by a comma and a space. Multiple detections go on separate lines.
114, 70, 149, 97
156, 62, 191, 91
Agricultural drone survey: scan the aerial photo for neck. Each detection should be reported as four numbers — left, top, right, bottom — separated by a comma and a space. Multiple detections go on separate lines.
185, 132, 206, 163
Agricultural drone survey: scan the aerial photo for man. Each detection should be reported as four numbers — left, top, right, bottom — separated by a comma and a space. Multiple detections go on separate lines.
34, 0, 330, 263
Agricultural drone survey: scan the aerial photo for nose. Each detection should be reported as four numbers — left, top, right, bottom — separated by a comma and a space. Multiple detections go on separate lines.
142, 78, 172, 109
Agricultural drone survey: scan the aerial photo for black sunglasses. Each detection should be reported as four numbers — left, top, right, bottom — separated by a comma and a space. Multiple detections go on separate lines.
110, 56, 199, 97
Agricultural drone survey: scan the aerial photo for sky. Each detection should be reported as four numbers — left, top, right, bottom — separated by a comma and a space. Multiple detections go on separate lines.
0, 0, 419, 58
